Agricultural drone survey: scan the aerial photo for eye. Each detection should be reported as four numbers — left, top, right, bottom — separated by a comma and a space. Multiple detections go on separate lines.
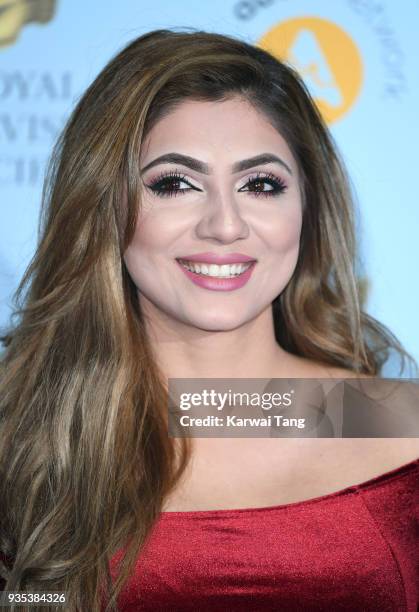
145, 170, 199, 198
145, 169, 288, 199
239, 172, 288, 198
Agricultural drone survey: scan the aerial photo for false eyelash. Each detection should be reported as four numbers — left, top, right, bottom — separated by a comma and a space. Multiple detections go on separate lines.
146, 169, 288, 198
146, 169, 190, 198
244, 171, 288, 198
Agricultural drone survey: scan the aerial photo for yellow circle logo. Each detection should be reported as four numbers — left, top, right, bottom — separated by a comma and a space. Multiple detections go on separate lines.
258, 17, 363, 124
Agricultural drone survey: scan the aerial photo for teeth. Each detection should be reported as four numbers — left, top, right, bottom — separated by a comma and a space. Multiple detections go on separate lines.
178, 259, 253, 277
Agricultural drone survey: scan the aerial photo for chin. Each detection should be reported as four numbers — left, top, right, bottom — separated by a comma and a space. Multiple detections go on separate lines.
185, 312, 251, 332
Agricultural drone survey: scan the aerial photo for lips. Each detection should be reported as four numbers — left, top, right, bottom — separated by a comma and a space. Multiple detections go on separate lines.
178, 259, 253, 277
175, 252, 257, 291
177, 260, 256, 290
176, 252, 257, 265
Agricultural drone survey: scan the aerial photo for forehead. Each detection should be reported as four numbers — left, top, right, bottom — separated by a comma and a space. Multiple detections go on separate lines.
140, 96, 296, 171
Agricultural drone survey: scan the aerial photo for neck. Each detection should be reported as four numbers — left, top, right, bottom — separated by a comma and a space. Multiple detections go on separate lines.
139, 298, 296, 381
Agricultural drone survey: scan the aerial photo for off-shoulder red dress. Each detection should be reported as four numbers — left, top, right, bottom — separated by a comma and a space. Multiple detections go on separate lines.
109, 458, 419, 611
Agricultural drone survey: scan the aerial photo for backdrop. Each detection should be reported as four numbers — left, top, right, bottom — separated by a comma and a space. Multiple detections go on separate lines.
1, 0, 417, 375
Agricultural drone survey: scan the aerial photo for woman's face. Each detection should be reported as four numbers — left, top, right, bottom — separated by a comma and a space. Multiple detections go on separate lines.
124, 96, 303, 331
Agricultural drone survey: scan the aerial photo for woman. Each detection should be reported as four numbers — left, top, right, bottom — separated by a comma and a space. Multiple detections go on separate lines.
0, 28, 418, 611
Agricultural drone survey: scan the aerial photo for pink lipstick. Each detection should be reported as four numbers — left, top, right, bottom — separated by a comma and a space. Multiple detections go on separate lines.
176, 253, 257, 292
177, 252, 256, 265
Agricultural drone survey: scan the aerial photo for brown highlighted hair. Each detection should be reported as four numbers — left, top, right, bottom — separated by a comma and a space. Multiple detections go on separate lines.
0, 28, 414, 611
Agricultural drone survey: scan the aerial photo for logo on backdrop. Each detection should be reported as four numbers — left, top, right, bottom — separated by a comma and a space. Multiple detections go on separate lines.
0, 0, 56, 48
258, 17, 363, 124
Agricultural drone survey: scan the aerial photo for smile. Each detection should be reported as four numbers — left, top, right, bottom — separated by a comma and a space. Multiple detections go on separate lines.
175, 258, 257, 292
177, 259, 252, 278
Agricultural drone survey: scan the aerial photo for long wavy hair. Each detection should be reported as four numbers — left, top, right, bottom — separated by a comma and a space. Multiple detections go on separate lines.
0, 28, 414, 611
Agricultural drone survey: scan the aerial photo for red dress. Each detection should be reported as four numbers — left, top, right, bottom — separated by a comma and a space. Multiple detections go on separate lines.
110, 458, 419, 611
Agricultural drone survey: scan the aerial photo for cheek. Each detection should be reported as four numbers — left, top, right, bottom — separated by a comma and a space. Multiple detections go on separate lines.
123, 209, 179, 286
267, 205, 303, 255
123, 221, 155, 283
125, 209, 171, 258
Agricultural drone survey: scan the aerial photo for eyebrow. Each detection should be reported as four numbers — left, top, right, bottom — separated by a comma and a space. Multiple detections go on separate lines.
140, 152, 293, 176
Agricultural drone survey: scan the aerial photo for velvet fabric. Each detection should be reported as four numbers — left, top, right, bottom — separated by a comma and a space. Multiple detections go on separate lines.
1, 460, 417, 610
110, 458, 419, 611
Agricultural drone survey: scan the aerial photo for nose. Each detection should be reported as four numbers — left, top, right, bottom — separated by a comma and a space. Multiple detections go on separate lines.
194, 192, 250, 243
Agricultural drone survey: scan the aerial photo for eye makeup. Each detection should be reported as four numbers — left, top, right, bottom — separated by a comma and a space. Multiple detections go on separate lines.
144, 169, 288, 199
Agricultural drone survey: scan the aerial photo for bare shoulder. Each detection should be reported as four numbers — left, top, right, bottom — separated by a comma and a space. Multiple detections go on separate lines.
298, 361, 419, 464
300, 360, 372, 379
278, 355, 419, 460
279, 353, 364, 379
394, 437, 419, 461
